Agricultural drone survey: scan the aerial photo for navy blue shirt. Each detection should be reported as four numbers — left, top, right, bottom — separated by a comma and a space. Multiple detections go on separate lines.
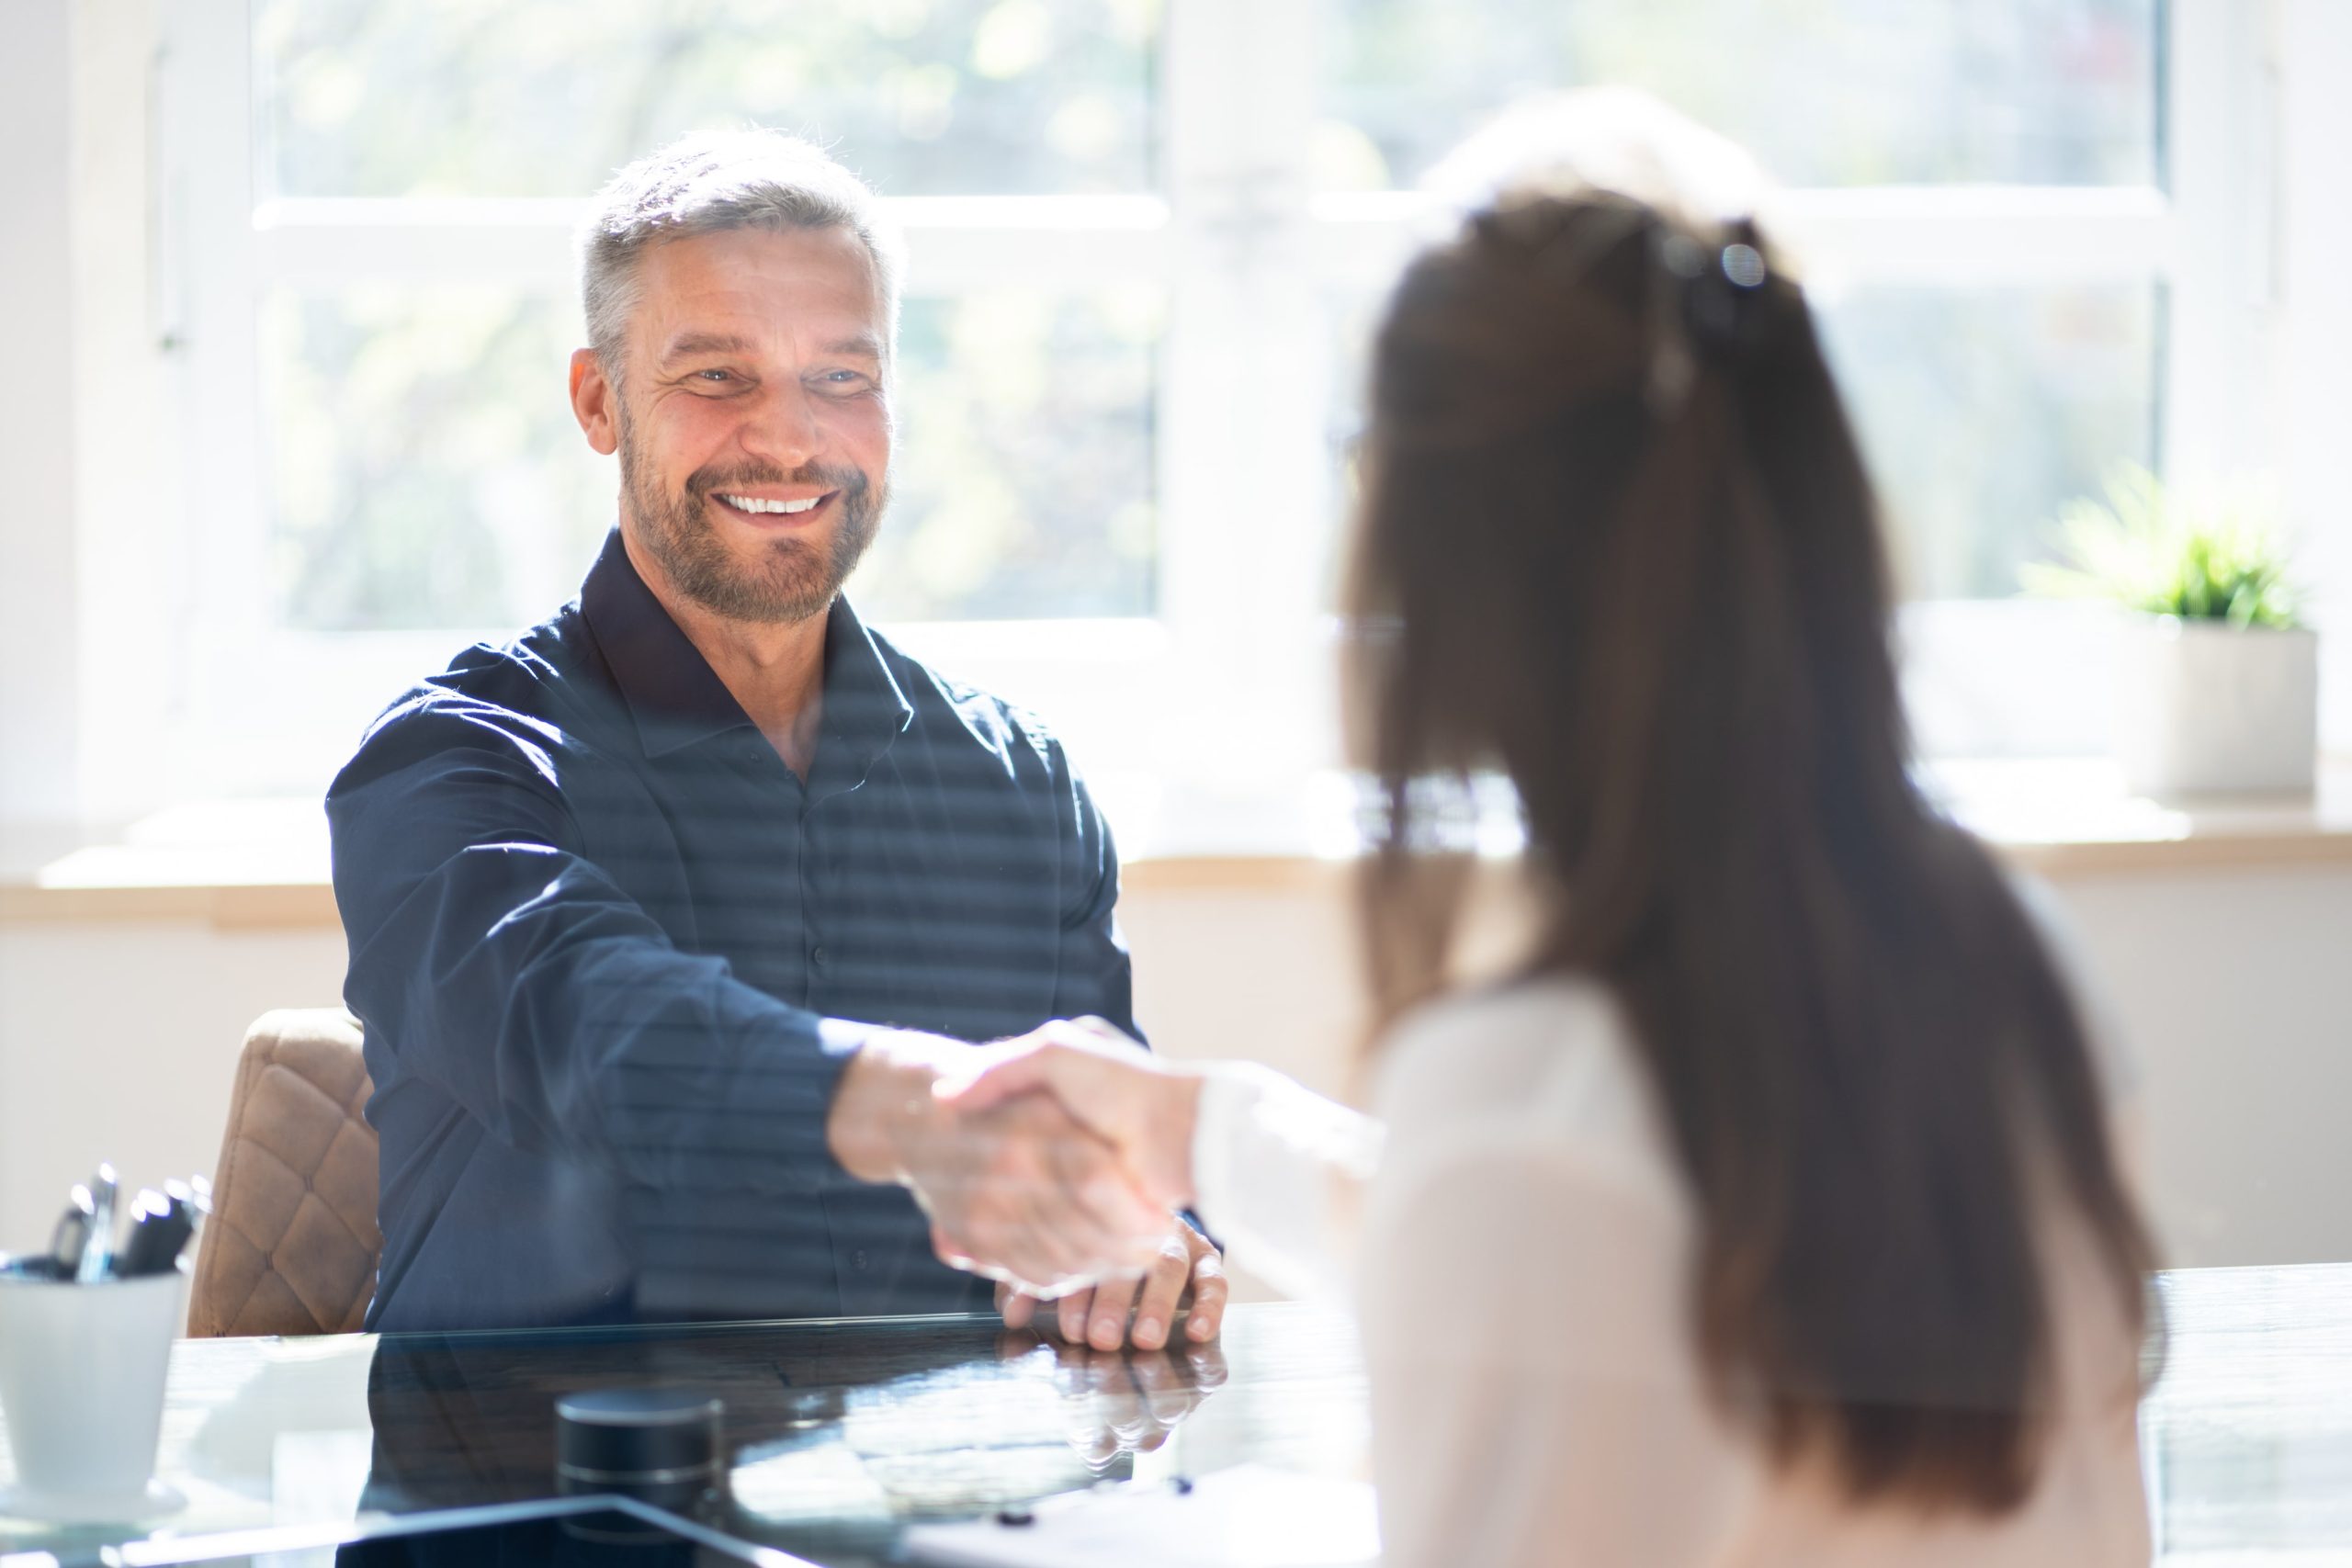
328, 530, 1136, 1331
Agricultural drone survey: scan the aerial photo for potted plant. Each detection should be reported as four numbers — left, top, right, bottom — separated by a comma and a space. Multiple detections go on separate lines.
2024, 465, 2316, 796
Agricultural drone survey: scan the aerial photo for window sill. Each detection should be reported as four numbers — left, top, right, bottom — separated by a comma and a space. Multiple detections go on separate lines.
6, 758, 2349, 929
1920, 756, 2352, 876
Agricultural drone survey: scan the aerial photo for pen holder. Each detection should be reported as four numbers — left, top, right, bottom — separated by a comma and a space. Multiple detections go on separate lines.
0, 1258, 188, 1523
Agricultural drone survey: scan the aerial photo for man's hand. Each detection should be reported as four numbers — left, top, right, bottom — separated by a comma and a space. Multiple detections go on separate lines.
994, 1215, 1227, 1350
826, 1027, 1177, 1293
934, 1018, 1205, 1213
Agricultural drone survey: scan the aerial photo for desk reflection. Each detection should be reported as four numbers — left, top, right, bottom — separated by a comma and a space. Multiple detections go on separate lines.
335, 1508, 711, 1567
356, 1315, 1229, 1565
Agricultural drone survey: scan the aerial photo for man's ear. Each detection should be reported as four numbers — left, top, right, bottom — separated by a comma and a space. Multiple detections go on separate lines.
570, 348, 621, 456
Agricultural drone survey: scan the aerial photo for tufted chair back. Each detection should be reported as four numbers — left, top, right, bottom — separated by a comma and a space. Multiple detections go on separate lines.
187, 1010, 381, 1336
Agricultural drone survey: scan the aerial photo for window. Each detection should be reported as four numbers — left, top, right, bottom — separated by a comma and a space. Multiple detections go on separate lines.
1317, 0, 2160, 188
156, 0, 2268, 823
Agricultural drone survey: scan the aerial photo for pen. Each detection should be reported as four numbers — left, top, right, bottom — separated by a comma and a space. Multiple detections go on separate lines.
118, 1189, 200, 1279
49, 1183, 94, 1276
166, 1176, 210, 1220
74, 1163, 119, 1284
117, 1190, 169, 1277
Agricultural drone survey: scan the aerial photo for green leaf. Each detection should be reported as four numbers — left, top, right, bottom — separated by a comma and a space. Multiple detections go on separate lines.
2020, 463, 2302, 629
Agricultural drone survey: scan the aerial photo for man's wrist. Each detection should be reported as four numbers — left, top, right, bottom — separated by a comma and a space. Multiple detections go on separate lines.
826, 1028, 955, 1184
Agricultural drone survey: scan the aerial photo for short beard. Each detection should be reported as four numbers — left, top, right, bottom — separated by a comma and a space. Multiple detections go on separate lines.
617, 402, 882, 625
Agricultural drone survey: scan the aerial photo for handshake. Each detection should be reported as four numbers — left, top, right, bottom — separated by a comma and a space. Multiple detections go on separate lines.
824, 1018, 1223, 1352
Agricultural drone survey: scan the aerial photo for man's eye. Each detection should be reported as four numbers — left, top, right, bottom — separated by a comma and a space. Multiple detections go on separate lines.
696, 369, 732, 384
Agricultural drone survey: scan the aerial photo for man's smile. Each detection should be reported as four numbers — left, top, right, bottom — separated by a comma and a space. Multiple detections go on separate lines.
710, 489, 838, 525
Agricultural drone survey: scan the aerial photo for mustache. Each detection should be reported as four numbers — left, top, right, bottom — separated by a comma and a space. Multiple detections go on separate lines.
685, 460, 868, 501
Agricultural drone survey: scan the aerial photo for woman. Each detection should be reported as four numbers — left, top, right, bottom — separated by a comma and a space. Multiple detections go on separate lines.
946, 91, 2158, 1565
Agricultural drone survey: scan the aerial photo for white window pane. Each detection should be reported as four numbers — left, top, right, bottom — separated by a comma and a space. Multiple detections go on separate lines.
260, 287, 606, 631
1316, 0, 2159, 191
259, 285, 1160, 633
862, 288, 1160, 622
1818, 284, 2157, 600
254, 0, 1160, 199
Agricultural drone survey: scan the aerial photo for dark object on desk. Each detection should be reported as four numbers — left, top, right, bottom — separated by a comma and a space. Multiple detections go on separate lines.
556, 1389, 723, 1515
48, 1184, 92, 1275
188, 1007, 381, 1336
68, 1499, 777, 1565
26, 1168, 206, 1284
334, 1506, 704, 1566
119, 1187, 202, 1278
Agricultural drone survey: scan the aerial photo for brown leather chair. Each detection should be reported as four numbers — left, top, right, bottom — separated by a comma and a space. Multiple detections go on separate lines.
188, 1009, 382, 1336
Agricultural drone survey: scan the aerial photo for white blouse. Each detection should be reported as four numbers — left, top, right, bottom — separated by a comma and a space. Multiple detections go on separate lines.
1190, 961, 2151, 1566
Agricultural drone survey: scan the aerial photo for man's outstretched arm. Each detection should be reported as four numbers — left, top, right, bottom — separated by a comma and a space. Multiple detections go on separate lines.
331, 702, 1171, 1286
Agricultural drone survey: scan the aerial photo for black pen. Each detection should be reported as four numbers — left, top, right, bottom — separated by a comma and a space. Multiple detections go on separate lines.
49, 1183, 94, 1276
119, 1187, 202, 1279
116, 1190, 171, 1277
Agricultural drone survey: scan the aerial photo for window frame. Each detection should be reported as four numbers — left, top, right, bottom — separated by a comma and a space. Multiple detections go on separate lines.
152, 0, 2274, 818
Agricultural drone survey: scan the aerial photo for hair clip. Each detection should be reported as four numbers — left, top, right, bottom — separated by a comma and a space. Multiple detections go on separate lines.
1642, 225, 1775, 413
1658, 230, 1773, 362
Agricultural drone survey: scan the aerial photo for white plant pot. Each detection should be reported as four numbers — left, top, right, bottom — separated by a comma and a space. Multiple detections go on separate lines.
2114, 616, 2318, 796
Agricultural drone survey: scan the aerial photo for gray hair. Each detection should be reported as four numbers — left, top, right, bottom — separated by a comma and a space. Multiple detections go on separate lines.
580, 129, 902, 384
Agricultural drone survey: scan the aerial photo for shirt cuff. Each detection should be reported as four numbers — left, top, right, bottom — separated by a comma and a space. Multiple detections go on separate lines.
817, 1014, 889, 1061
1190, 1062, 1385, 1300
1190, 1065, 1270, 1235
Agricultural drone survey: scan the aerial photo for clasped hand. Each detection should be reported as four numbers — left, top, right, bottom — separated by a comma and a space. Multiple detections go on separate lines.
829, 1019, 1218, 1348
935, 1019, 1219, 1349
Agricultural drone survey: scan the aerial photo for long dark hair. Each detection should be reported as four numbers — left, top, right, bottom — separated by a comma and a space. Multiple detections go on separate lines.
1348, 97, 2158, 1514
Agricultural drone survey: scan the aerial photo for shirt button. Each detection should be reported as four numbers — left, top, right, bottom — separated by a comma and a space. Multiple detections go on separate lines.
850, 1249, 869, 1271
810, 945, 831, 970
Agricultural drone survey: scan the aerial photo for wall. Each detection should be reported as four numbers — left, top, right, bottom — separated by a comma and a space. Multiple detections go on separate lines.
2052, 868, 2352, 1267
3, 865, 2347, 1284
0, 922, 349, 1255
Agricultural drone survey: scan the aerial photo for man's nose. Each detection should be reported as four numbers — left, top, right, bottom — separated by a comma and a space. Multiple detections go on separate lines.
740, 379, 824, 469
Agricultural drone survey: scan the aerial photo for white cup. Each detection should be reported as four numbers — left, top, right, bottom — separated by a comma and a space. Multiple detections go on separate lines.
0, 1259, 188, 1522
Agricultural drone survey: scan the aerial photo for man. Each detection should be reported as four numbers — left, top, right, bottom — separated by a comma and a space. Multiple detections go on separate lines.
328, 130, 1224, 1350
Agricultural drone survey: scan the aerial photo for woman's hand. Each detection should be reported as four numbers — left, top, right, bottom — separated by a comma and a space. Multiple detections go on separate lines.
994, 1215, 1227, 1349
934, 1017, 1206, 1213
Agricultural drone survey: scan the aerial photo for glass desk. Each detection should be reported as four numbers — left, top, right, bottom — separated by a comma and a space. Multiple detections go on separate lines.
3, 1269, 2349, 1564
0, 1302, 1362, 1566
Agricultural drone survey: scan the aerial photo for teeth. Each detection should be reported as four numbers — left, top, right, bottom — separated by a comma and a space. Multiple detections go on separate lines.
720, 493, 821, 514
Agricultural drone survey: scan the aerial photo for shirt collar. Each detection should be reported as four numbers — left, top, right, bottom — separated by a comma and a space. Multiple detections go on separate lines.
578, 527, 913, 771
